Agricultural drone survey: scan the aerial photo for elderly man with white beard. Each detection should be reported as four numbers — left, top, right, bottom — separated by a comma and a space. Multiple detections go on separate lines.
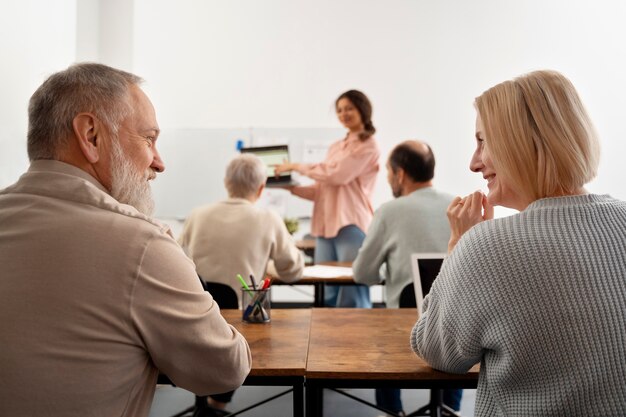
0, 63, 251, 417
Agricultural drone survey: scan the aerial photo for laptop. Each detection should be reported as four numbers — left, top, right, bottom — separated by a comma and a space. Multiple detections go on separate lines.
410, 253, 446, 313
240, 145, 299, 187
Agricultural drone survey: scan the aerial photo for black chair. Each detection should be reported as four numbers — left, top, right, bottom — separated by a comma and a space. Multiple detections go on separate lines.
201, 279, 239, 310
399, 282, 417, 309
160, 277, 239, 417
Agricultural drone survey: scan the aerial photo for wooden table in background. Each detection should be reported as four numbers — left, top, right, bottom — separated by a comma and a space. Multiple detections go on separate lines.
305, 308, 479, 417
273, 261, 355, 307
222, 309, 311, 417
295, 239, 316, 256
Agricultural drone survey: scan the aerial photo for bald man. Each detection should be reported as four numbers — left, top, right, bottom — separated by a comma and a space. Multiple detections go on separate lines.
352, 140, 461, 415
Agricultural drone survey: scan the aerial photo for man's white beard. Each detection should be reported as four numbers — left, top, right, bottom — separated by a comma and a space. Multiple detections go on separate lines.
110, 139, 155, 216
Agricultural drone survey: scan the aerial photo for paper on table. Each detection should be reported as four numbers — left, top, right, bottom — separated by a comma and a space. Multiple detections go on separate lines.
302, 265, 353, 278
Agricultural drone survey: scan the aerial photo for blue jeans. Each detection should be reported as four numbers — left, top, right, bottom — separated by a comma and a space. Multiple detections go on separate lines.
376, 380, 463, 414
314, 225, 371, 308
376, 388, 403, 414
443, 388, 463, 411
376, 388, 463, 414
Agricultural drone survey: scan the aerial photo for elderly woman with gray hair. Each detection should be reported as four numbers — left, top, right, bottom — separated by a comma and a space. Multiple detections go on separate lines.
178, 153, 304, 417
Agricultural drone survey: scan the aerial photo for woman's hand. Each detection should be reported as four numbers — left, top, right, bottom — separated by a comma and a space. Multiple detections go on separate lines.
274, 161, 298, 176
446, 191, 494, 253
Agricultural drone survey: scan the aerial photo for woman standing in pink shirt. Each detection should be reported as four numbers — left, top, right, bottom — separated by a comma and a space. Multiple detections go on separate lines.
275, 90, 380, 307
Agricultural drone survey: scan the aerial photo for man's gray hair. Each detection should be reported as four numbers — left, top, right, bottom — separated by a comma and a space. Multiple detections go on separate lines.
224, 154, 266, 199
27, 62, 143, 161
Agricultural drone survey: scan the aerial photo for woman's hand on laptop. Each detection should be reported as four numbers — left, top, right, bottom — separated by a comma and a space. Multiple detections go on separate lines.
274, 161, 300, 176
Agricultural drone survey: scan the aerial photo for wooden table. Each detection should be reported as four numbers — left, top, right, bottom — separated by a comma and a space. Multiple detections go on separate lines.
305, 308, 479, 417
273, 261, 356, 307
295, 239, 316, 254
222, 309, 311, 417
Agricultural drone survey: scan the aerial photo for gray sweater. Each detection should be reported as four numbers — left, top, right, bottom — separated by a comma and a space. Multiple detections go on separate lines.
411, 194, 626, 416
353, 187, 453, 307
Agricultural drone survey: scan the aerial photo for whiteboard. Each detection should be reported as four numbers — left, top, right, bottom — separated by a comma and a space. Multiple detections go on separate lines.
152, 127, 344, 219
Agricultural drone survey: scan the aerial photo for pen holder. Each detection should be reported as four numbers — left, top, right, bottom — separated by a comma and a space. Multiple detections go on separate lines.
241, 287, 271, 323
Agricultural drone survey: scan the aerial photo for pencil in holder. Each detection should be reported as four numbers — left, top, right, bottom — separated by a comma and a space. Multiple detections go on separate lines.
242, 287, 271, 323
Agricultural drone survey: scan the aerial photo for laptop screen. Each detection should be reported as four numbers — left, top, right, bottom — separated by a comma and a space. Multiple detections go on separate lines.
241, 145, 291, 183
410, 253, 445, 313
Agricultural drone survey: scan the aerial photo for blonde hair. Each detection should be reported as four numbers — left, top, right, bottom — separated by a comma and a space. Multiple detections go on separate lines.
224, 154, 266, 198
475, 70, 600, 202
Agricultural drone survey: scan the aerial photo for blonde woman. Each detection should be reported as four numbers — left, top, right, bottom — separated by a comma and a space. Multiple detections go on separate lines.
411, 70, 626, 416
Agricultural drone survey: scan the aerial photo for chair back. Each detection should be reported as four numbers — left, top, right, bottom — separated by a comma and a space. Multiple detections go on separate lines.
199, 277, 239, 309
399, 283, 417, 308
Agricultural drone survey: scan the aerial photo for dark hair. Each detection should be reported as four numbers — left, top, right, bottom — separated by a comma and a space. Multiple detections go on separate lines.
388, 141, 435, 182
336, 90, 376, 141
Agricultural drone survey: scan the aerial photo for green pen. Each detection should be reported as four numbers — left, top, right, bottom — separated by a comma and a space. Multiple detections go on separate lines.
239, 274, 265, 321
237, 274, 255, 298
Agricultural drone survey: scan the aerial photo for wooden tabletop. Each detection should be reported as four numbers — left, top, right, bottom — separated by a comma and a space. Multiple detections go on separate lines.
295, 239, 316, 251
306, 308, 480, 381
273, 261, 355, 285
316, 261, 352, 268
222, 309, 311, 377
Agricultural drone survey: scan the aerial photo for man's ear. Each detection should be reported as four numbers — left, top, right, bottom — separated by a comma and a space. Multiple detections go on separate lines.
72, 113, 101, 163
396, 167, 405, 185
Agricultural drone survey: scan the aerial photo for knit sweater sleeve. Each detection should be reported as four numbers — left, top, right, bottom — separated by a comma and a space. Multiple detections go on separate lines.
410, 222, 494, 373
411, 195, 626, 415
352, 206, 388, 286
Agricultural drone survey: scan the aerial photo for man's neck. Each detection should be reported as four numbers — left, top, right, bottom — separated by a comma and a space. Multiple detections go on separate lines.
401, 181, 432, 197
229, 194, 257, 203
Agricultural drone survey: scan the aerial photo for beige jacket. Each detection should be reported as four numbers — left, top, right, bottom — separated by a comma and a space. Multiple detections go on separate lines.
0, 160, 251, 417
178, 198, 304, 304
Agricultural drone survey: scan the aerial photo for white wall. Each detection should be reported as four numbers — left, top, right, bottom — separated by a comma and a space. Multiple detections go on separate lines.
1, 0, 625, 215
0, 0, 77, 189
76, 0, 134, 69
131, 0, 425, 211
129, 0, 626, 217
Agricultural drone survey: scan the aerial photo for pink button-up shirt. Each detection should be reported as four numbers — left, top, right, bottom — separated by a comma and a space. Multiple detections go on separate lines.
291, 132, 380, 238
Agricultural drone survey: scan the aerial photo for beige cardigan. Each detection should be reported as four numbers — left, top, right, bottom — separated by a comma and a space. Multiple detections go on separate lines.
178, 198, 304, 305
0, 160, 251, 417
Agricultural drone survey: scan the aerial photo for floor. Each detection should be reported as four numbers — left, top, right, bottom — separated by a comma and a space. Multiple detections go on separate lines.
149, 385, 476, 417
